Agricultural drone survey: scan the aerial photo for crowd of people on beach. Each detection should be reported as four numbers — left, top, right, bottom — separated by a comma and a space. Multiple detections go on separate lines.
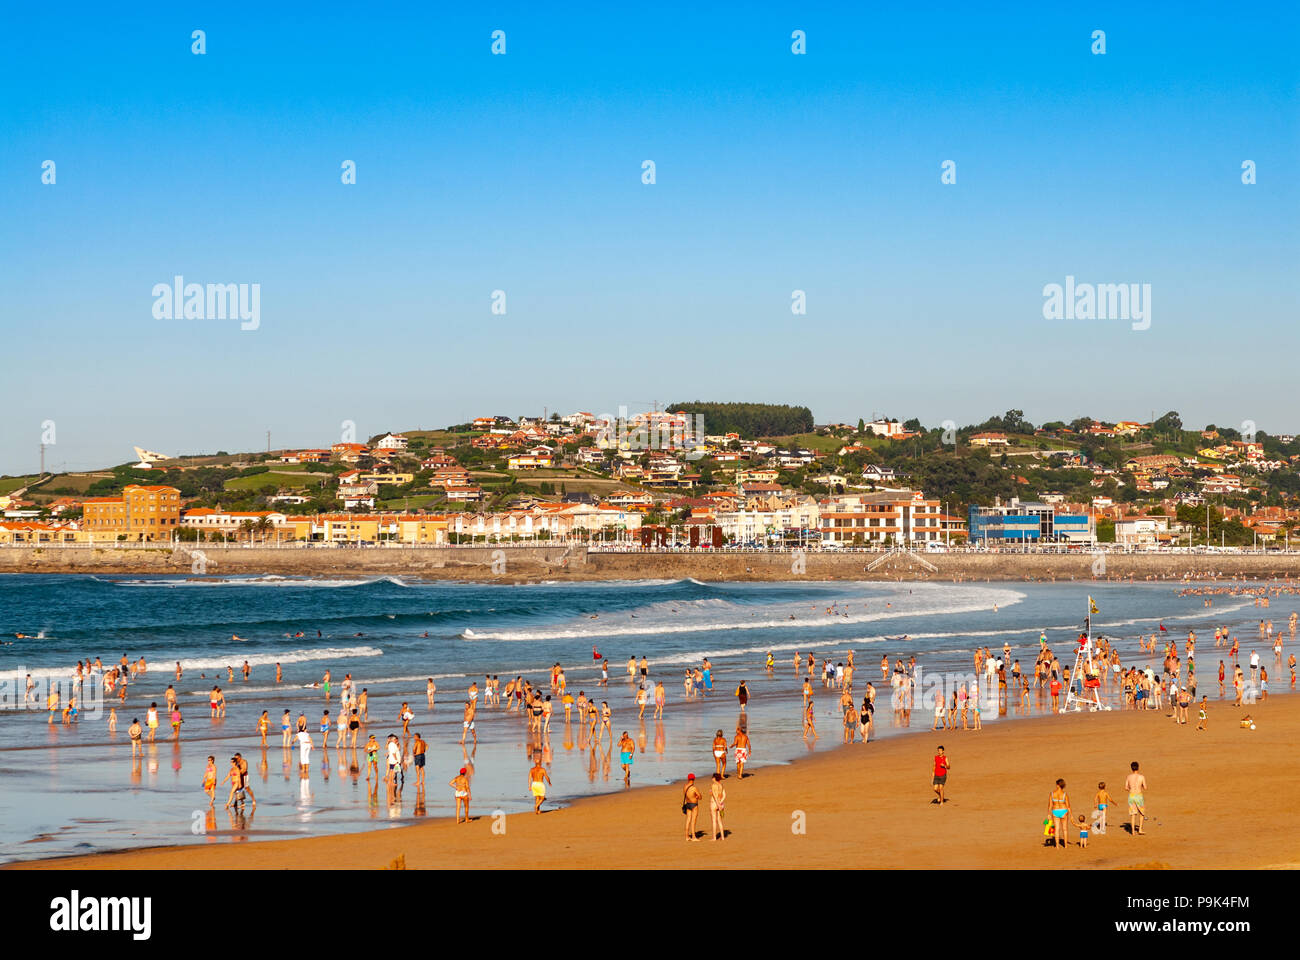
13, 575, 1298, 853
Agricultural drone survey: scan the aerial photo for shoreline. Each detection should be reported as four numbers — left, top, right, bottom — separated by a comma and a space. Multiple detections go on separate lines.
7, 545, 1300, 583
14, 694, 1299, 870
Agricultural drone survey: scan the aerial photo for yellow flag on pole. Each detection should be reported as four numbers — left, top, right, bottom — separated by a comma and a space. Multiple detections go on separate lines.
1089, 596, 1099, 615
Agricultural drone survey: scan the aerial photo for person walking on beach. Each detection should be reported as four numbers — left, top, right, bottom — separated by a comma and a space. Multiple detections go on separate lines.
802, 698, 817, 740
736, 679, 749, 711
683, 774, 702, 841
619, 730, 635, 784
653, 680, 666, 719
932, 746, 950, 805
1048, 779, 1070, 850
412, 731, 427, 789
460, 698, 477, 745
222, 756, 244, 808
450, 766, 471, 823
1095, 781, 1115, 834
1125, 762, 1147, 835
203, 756, 218, 806
364, 734, 380, 787
843, 702, 859, 743
146, 702, 159, 742
529, 755, 551, 810
712, 729, 728, 777
128, 717, 143, 756
235, 753, 255, 807
732, 726, 751, 777
385, 734, 402, 800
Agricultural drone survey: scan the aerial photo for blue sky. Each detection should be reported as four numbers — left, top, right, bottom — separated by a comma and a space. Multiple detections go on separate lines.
2, 2, 1297, 474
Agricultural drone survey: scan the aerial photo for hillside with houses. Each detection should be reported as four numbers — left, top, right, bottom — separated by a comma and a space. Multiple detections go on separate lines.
4, 406, 1300, 549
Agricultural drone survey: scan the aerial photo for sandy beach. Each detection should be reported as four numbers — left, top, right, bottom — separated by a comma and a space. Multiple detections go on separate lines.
17, 693, 1298, 871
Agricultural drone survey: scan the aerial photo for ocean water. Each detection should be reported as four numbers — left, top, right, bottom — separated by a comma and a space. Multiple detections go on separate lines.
0, 573, 1290, 861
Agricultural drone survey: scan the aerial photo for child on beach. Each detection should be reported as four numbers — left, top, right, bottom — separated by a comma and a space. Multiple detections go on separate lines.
1196, 696, 1208, 730
1077, 814, 1089, 848
203, 756, 218, 805
108, 707, 117, 732
1094, 782, 1115, 834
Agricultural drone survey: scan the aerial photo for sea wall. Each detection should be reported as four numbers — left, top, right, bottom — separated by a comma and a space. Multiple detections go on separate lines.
3, 544, 1300, 582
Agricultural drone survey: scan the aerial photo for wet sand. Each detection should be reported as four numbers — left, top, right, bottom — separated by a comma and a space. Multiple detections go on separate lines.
17, 693, 1298, 870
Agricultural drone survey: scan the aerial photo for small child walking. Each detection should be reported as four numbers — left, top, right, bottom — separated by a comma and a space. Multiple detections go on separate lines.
1077, 814, 1089, 848
1094, 781, 1115, 834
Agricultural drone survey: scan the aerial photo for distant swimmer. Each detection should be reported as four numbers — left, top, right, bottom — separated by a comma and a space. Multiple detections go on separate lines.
590, 614, 598, 619
232, 635, 243, 642
422, 631, 429, 638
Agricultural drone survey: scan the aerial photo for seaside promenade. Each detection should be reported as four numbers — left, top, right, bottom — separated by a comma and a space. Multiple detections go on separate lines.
6, 543, 1300, 583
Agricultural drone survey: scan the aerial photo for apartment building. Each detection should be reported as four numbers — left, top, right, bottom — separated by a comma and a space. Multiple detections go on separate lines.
819, 490, 947, 544
82, 484, 182, 541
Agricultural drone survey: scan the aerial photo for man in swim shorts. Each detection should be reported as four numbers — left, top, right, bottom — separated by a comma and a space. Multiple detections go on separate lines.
460, 699, 477, 745
619, 731, 635, 784
529, 755, 551, 812
412, 731, 427, 788
1124, 761, 1147, 835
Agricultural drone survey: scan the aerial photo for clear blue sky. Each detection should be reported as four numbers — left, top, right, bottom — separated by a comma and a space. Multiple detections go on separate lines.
2, 2, 1297, 474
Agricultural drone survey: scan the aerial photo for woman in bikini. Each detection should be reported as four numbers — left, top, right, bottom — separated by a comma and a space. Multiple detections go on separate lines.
449, 767, 471, 824
1048, 778, 1071, 850
709, 773, 727, 841
712, 729, 728, 777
